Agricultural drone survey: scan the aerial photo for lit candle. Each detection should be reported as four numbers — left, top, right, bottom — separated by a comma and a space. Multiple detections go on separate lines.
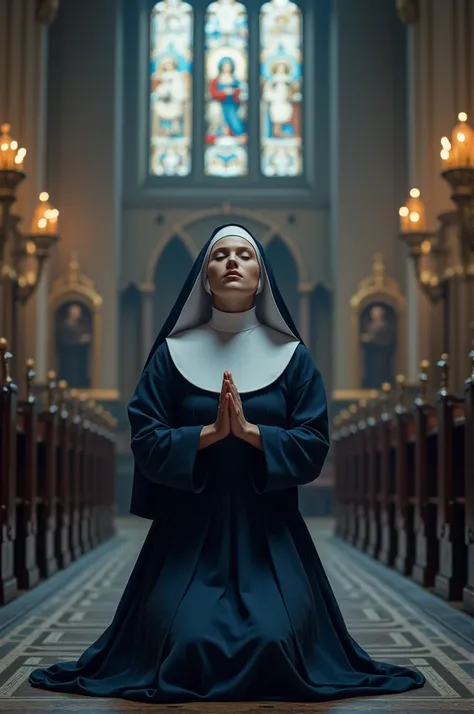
399, 187, 426, 232
31, 192, 60, 235
0, 123, 27, 170
440, 112, 474, 169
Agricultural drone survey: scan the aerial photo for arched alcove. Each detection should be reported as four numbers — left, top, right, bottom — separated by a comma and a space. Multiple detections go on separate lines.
265, 235, 299, 330
153, 236, 194, 335
120, 283, 142, 400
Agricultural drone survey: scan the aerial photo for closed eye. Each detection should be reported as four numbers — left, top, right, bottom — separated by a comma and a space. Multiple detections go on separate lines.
214, 253, 252, 261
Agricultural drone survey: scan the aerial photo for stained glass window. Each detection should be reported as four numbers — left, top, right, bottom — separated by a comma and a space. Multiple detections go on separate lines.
149, 1, 193, 176
260, 0, 303, 177
204, 1, 249, 177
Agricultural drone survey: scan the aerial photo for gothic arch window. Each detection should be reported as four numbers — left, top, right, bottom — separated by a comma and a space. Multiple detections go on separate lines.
147, 0, 306, 182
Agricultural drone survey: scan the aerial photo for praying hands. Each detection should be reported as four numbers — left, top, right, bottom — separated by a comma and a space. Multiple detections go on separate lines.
198, 372, 262, 451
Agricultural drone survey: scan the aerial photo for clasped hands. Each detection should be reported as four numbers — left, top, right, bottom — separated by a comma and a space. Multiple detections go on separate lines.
199, 372, 261, 451
214, 371, 248, 440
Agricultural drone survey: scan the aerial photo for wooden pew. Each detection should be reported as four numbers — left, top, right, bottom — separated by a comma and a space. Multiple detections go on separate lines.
55, 379, 72, 569
0, 339, 118, 606
378, 383, 398, 566
464, 345, 474, 614
0, 339, 18, 604
68, 390, 84, 560
346, 404, 360, 545
355, 400, 370, 551
332, 344, 472, 611
434, 354, 466, 601
365, 399, 381, 558
14, 359, 40, 589
393, 375, 416, 576
412, 360, 439, 588
36, 371, 59, 579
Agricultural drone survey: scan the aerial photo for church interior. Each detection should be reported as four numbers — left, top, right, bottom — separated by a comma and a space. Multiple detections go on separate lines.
0, 0, 473, 711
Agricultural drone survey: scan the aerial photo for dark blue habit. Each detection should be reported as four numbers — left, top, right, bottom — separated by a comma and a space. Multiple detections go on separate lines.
29, 225, 425, 702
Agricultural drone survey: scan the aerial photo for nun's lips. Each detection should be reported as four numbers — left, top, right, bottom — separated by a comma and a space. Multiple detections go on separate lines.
224, 270, 243, 279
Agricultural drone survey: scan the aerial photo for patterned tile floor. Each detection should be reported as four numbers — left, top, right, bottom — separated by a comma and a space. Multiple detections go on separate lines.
0, 517, 472, 713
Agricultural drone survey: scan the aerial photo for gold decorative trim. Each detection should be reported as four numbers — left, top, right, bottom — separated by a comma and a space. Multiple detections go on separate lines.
396, 0, 419, 24
332, 389, 379, 401
48, 252, 103, 390
349, 253, 407, 389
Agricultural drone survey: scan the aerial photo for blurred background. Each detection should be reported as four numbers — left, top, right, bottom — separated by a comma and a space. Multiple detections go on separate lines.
1, 0, 473, 521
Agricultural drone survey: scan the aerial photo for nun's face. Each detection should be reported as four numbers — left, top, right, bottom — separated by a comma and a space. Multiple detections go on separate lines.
207, 236, 260, 308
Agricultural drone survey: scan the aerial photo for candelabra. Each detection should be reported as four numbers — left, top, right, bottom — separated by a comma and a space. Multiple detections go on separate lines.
398, 188, 447, 303
399, 111, 474, 392
0, 123, 60, 363
399, 112, 474, 289
440, 112, 474, 273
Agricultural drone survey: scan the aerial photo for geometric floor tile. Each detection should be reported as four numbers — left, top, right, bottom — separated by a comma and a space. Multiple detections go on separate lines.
0, 517, 471, 713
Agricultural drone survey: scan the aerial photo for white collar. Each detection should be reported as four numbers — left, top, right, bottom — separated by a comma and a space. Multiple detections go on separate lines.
208, 306, 259, 333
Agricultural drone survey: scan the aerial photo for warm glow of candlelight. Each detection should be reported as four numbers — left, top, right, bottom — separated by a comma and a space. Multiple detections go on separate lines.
399, 189, 427, 232
441, 112, 474, 169
0, 124, 27, 170
31, 192, 59, 235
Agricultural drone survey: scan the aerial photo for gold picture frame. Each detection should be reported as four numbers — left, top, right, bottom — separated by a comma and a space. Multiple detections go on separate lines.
48, 252, 103, 390
350, 253, 406, 389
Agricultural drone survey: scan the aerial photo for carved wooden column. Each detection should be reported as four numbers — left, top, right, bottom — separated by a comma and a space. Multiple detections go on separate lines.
140, 283, 155, 365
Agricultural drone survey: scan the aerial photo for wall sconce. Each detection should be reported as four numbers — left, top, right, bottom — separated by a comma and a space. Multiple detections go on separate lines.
0, 125, 59, 305
440, 111, 474, 270
398, 188, 446, 302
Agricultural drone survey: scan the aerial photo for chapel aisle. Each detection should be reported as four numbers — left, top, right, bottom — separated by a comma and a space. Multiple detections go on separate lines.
0, 517, 472, 714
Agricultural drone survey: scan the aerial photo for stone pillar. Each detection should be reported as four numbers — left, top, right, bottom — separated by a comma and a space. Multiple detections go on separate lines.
399, 0, 474, 387
330, 0, 407, 390
140, 284, 155, 365
0, 0, 55, 380
46, 0, 122, 390
297, 282, 313, 346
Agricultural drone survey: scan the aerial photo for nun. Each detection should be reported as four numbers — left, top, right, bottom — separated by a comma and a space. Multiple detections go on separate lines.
29, 224, 425, 702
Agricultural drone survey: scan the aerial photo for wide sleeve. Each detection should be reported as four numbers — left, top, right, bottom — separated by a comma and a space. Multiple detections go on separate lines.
127, 366, 206, 494
252, 360, 330, 495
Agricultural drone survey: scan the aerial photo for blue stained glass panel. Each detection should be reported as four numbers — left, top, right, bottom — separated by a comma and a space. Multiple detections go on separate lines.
204, 1, 249, 177
260, 0, 303, 177
149, 1, 193, 176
